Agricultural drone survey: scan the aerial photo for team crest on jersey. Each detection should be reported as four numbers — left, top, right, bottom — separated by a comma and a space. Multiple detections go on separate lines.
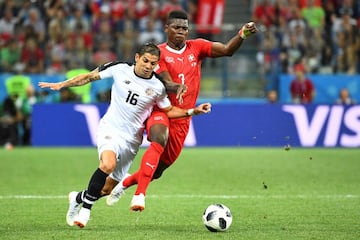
145, 88, 154, 96
187, 54, 197, 67
188, 54, 195, 62
165, 56, 175, 63
124, 79, 131, 84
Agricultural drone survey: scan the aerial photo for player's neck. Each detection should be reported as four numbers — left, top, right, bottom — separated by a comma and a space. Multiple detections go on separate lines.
167, 42, 185, 50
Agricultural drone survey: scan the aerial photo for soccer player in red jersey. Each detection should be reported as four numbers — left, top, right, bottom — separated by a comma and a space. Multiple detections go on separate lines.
104, 10, 257, 211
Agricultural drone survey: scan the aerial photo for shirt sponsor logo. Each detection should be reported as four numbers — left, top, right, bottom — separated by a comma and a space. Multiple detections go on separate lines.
165, 56, 175, 63
145, 88, 154, 96
154, 116, 164, 121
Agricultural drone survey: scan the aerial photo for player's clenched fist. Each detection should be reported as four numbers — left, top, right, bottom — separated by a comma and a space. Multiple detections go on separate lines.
238, 22, 258, 39
193, 103, 212, 115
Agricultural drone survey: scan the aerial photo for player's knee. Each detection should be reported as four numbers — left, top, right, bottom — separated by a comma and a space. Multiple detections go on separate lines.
149, 124, 169, 147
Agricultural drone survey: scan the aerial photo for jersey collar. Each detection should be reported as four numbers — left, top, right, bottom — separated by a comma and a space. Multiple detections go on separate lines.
165, 43, 187, 54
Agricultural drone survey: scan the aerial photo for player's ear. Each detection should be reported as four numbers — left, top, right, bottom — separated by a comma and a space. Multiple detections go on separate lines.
134, 53, 140, 63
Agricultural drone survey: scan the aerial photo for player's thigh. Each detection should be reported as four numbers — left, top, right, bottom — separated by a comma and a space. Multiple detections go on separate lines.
146, 111, 169, 144
161, 122, 189, 166
110, 141, 139, 182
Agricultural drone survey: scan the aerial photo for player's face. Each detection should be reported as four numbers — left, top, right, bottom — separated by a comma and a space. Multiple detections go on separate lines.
165, 19, 189, 49
134, 53, 159, 78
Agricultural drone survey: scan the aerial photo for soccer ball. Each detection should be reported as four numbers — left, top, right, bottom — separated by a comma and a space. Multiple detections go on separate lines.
202, 203, 233, 232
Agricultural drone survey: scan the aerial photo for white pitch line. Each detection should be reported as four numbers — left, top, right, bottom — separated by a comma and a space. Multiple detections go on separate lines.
0, 194, 358, 200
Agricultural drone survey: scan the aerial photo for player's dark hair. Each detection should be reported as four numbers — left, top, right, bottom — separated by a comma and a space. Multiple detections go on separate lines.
167, 10, 188, 24
136, 42, 160, 58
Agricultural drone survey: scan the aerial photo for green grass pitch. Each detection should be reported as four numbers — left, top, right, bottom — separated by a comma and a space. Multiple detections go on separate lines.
0, 147, 359, 240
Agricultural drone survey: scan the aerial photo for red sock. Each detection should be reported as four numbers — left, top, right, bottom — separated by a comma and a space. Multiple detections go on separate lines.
122, 171, 139, 188
135, 142, 164, 195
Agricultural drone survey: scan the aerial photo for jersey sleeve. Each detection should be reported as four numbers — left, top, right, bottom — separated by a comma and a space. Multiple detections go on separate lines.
98, 61, 123, 79
193, 38, 212, 58
155, 87, 171, 109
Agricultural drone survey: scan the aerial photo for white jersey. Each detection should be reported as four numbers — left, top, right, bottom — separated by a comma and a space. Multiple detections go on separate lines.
98, 61, 171, 145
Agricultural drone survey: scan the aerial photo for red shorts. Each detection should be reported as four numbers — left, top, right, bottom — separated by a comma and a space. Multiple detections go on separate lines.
146, 111, 190, 166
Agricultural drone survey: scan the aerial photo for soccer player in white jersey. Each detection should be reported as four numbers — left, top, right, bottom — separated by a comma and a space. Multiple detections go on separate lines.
38, 42, 211, 228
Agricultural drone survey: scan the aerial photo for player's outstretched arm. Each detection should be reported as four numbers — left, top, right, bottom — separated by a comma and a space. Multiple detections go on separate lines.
164, 102, 212, 119
211, 21, 258, 58
38, 68, 101, 90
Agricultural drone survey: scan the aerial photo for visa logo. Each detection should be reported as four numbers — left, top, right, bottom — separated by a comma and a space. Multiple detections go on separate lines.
283, 105, 360, 147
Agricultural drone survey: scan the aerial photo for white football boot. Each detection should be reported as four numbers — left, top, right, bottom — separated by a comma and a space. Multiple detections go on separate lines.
130, 193, 145, 211
73, 207, 91, 228
106, 173, 130, 206
66, 191, 81, 226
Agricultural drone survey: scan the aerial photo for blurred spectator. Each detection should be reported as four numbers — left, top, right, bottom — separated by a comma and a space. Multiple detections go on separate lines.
16, 0, 34, 26
300, 0, 325, 31
0, 6, 17, 39
93, 19, 116, 52
47, 6, 69, 36
68, 21, 93, 53
67, 6, 91, 33
18, 84, 37, 145
0, 0, 20, 17
58, 87, 81, 102
138, 18, 165, 45
135, 0, 161, 32
337, 0, 359, 20
44, 0, 67, 25
290, 63, 315, 104
0, 37, 21, 73
46, 16, 66, 74
332, 8, 358, 74
22, 7, 46, 43
159, 0, 184, 23
335, 88, 356, 105
256, 30, 280, 90
115, 8, 139, 62
298, 0, 321, 9
305, 28, 325, 73
0, 95, 19, 149
92, 41, 116, 67
4, 73, 36, 145
280, 32, 306, 73
267, 90, 278, 103
91, 4, 115, 35
63, 35, 93, 70
96, 88, 111, 103
109, 0, 127, 22
322, 0, 337, 43
252, 0, 275, 30
20, 37, 45, 73
272, 0, 291, 44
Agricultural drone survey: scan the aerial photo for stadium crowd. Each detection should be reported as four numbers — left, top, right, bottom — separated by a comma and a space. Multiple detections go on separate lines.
253, 0, 360, 92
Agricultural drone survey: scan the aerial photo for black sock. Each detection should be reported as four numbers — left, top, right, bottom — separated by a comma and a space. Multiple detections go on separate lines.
76, 190, 86, 204
83, 168, 108, 210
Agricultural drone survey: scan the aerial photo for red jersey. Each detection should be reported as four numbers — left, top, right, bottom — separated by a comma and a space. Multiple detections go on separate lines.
290, 78, 314, 104
156, 39, 212, 111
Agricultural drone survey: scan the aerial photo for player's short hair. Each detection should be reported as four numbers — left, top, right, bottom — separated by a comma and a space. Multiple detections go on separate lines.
167, 10, 188, 24
136, 42, 160, 58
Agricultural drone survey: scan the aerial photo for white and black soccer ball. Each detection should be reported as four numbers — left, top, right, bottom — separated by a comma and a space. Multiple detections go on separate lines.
202, 203, 233, 232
